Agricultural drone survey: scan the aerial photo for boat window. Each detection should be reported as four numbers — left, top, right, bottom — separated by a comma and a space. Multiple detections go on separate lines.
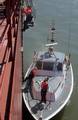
57, 62, 63, 71
36, 61, 54, 71
43, 62, 54, 71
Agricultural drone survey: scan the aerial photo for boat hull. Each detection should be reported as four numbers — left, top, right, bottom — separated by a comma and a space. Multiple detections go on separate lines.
23, 62, 74, 120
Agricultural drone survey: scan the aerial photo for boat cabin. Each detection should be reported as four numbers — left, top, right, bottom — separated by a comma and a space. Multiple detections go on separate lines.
35, 60, 63, 72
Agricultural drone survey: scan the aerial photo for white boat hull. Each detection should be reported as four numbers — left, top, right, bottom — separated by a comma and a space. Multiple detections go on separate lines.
23, 51, 74, 120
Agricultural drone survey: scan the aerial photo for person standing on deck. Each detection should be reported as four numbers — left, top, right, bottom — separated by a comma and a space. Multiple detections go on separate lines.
41, 77, 49, 103
25, 67, 37, 92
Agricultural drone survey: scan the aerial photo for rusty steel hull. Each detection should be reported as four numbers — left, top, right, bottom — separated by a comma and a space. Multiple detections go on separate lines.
0, 0, 22, 120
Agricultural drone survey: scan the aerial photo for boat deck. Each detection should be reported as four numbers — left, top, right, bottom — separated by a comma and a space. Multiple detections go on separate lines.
33, 71, 63, 92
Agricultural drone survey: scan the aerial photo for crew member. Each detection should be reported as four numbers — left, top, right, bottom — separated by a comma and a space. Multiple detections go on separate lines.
25, 67, 37, 92
41, 77, 49, 103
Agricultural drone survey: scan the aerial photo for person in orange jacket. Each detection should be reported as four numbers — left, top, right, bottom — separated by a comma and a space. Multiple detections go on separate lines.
41, 77, 49, 103
23, 6, 32, 15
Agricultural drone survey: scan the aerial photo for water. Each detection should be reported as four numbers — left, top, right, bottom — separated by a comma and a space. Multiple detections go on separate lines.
23, 0, 78, 120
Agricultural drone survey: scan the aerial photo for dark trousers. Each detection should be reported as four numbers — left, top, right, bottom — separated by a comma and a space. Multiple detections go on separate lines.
41, 89, 47, 103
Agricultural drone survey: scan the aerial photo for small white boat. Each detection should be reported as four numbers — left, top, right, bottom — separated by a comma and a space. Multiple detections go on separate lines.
22, 24, 74, 120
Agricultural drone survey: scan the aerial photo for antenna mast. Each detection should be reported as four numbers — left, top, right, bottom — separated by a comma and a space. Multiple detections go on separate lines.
45, 21, 58, 47
51, 20, 56, 42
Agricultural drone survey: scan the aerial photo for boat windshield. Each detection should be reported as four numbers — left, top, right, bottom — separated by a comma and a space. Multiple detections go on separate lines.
35, 60, 63, 71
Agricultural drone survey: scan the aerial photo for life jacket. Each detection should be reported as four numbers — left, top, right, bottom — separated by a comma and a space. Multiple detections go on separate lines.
41, 81, 48, 90
23, 7, 32, 15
